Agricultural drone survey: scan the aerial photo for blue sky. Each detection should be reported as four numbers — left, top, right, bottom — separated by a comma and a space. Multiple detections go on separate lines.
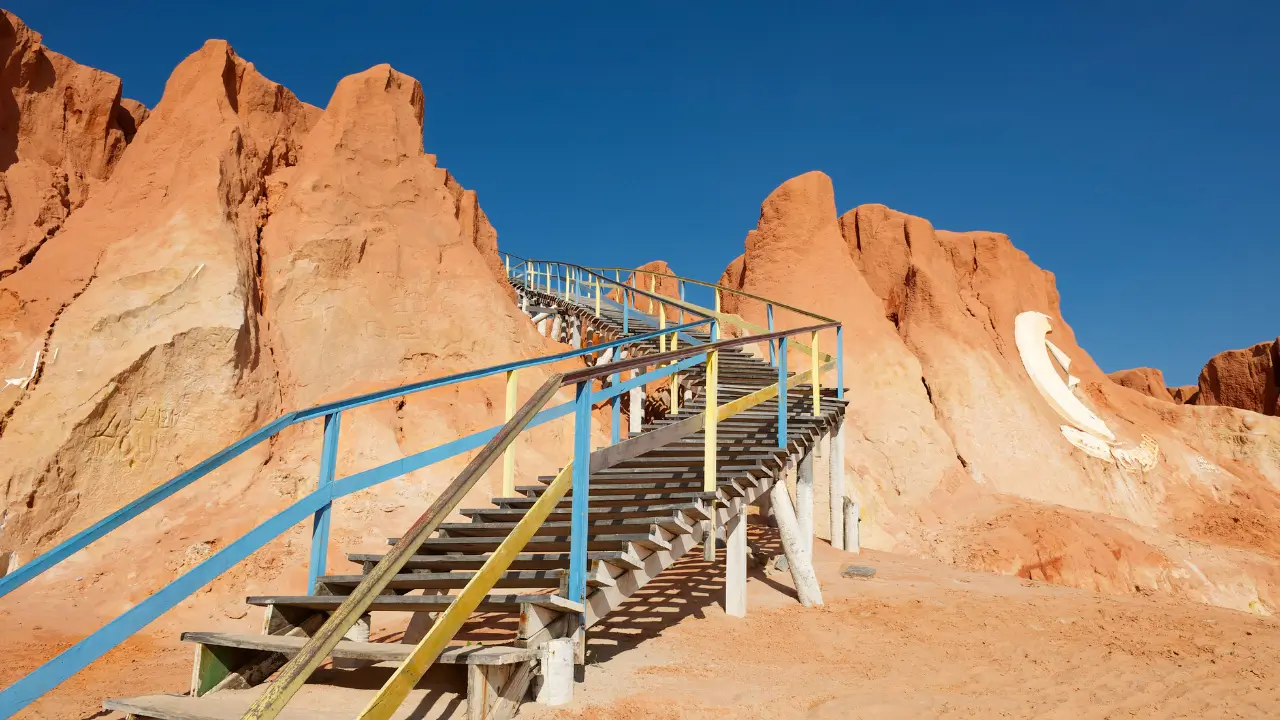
11, 1, 1275, 385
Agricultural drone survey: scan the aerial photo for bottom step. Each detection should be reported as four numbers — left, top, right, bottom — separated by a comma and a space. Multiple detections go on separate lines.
182, 631, 535, 665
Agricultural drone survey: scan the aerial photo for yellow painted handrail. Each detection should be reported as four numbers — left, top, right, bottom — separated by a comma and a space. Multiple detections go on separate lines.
358, 463, 576, 719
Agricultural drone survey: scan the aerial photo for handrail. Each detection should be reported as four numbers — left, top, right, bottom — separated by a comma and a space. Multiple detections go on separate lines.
0, 317, 706, 601
242, 374, 566, 719
0, 316, 710, 714
306, 323, 845, 719
583, 264, 838, 324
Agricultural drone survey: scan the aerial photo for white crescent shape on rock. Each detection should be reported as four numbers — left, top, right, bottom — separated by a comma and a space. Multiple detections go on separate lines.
1014, 311, 1115, 441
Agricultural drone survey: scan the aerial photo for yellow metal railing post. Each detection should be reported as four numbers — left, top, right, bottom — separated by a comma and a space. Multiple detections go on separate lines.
649, 273, 656, 314
502, 369, 518, 496
714, 287, 721, 314
811, 330, 820, 416
703, 347, 718, 493
594, 277, 601, 317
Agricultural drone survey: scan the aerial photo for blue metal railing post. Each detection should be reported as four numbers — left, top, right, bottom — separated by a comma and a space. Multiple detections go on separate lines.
777, 339, 788, 450
308, 411, 342, 592
836, 324, 844, 400
568, 380, 592, 604
767, 304, 776, 366
710, 319, 719, 342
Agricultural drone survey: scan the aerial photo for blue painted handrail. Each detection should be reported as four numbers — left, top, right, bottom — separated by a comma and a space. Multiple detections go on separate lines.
0, 348, 709, 713
0, 315, 711, 601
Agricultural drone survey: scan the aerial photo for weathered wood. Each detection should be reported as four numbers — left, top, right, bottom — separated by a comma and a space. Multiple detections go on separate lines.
797, 451, 814, 560
190, 643, 251, 697
202, 612, 325, 696
725, 503, 747, 618
535, 638, 574, 706
181, 632, 537, 665
484, 659, 537, 720
769, 480, 823, 607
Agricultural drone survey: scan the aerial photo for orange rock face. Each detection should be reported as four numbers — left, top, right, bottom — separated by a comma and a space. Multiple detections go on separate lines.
0, 19, 570, 590
1191, 338, 1278, 416
1108, 367, 1175, 403
0, 12, 145, 279
1170, 385, 1199, 404
719, 171, 1280, 613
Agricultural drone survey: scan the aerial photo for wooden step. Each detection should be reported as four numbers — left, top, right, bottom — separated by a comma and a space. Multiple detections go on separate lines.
463, 501, 709, 524
347, 549, 644, 572
180, 631, 535, 665
434, 514, 692, 538
314, 569, 612, 592
490, 491, 716, 509
400, 532, 669, 554
246, 593, 583, 614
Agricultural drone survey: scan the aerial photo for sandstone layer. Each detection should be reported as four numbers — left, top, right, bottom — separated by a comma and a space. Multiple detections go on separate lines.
719, 171, 1280, 613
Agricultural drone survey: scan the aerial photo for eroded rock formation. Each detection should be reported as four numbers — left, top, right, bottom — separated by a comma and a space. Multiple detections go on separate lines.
719, 171, 1280, 613
1191, 338, 1279, 417
1108, 367, 1175, 403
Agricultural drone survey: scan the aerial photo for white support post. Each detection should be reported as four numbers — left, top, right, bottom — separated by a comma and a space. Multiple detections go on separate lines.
725, 503, 747, 618
844, 497, 860, 554
570, 316, 582, 349
770, 479, 823, 607
536, 316, 548, 336
551, 314, 563, 344
629, 368, 643, 436
797, 450, 814, 560
535, 638, 574, 706
829, 423, 846, 550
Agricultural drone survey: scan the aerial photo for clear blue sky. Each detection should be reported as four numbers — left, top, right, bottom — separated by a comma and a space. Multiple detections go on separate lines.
11, 1, 1276, 386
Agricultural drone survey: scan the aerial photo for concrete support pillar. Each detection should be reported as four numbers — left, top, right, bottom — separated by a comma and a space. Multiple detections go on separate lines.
829, 423, 846, 551
570, 316, 582, 349
797, 450, 814, 560
535, 638, 574, 705
725, 503, 747, 618
770, 479, 823, 607
551, 314, 563, 344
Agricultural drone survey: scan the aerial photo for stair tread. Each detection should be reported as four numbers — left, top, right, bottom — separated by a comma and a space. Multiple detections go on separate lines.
179, 631, 535, 664
247, 593, 583, 613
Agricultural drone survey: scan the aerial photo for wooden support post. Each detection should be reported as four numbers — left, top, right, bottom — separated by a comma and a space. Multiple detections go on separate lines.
629, 368, 643, 436
829, 423, 845, 550
502, 370, 518, 497
725, 503, 747, 618
769, 479, 823, 607
535, 638, 574, 706
797, 450, 814, 560
468, 661, 536, 720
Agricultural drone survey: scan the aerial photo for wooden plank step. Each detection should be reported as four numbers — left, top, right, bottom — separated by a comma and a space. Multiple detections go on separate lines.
462, 501, 706, 523
179, 631, 535, 665
347, 549, 644, 572
434, 515, 692, 538
401, 532, 669, 554
246, 593, 584, 614
316, 569, 610, 591
491, 491, 716, 508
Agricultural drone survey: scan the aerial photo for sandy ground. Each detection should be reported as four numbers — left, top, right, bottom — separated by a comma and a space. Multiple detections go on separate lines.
5, 521, 1278, 719
525, 524, 1280, 720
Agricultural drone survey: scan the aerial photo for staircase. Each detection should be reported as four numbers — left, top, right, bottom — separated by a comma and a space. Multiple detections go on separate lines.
96, 273, 847, 719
